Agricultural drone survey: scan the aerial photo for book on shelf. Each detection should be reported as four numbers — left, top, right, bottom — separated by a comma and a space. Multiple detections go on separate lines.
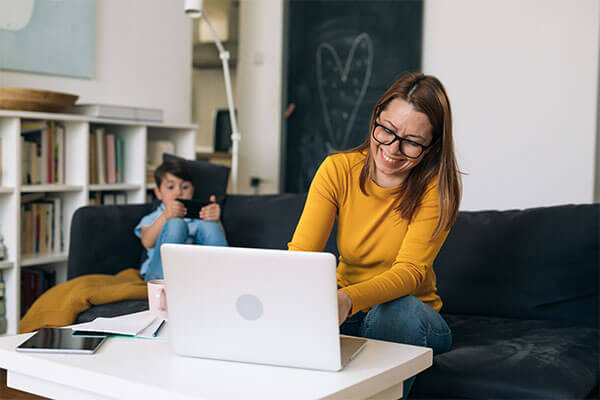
20, 195, 63, 256
0, 270, 5, 333
70, 104, 164, 123
90, 128, 124, 185
20, 267, 56, 317
95, 127, 106, 184
21, 120, 66, 185
115, 135, 124, 183
105, 133, 116, 184
0, 271, 5, 298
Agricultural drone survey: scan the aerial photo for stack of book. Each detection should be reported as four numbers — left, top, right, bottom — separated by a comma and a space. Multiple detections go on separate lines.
70, 104, 163, 123
21, 120, 66, 185
0, 271, 6, 334
20, 268, 56, 317
20, 193, 63, 256
89, 127, 125, 185
89, 191, 128, 206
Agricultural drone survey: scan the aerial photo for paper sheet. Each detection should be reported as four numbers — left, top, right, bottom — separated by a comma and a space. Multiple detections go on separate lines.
73, 311, 157, 336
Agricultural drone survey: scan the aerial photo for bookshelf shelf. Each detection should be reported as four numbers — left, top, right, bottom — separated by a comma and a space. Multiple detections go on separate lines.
0, 110, 196, 335
21, 253, 69, 267
89, 184, 141, 191
0, 261, 13, 270
21, 185, 84, 193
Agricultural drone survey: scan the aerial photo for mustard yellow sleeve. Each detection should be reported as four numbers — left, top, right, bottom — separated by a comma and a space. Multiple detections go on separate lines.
340, 182, 449, 315
288, 156, 343, 252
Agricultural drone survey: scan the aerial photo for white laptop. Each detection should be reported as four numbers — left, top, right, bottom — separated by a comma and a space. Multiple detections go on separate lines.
160, 244, 367, 371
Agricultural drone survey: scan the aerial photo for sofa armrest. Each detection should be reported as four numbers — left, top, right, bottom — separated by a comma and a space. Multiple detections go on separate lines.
67, 204, 153, 280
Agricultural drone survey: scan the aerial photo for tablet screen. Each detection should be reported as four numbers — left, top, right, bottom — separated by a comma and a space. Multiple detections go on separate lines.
177, 198, 211, 219
16, 328, 106, 354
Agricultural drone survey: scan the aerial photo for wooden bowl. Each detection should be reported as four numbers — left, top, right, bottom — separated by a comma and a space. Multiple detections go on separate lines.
0, 87, 79, 113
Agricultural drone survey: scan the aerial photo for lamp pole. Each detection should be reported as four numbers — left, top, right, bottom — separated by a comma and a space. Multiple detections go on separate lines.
185, 0, 241, 193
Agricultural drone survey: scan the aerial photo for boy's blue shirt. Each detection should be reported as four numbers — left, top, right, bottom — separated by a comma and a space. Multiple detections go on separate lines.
134, 203, 205, 276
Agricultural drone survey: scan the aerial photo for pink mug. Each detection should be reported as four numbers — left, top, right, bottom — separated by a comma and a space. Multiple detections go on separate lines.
147, 279, 168, 319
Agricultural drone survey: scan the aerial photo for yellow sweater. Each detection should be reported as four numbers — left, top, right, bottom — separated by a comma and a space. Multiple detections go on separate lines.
288, 152, 449, 315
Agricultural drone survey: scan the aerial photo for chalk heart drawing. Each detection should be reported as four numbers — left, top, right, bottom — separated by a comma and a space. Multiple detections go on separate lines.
316, 33, 373, 150
0, 0, 34, 31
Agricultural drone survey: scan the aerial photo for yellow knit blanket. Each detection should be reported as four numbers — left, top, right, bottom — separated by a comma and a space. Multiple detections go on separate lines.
20, 268, 148, 333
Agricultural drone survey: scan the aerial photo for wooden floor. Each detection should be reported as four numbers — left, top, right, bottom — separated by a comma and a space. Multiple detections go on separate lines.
0, 369, 49, 400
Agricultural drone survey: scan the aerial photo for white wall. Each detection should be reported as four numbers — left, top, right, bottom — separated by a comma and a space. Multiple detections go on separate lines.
236, 0, 284, 194
193, 68, 237, 149
234, 1, 600, 208
0, 0, 192, 125
423, 0, 599, 210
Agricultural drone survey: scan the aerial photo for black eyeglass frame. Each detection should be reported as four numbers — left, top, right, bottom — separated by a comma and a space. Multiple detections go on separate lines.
371, 120, 432, 159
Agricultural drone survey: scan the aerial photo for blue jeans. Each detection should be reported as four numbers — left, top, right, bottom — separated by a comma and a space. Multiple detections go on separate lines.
144, 218, 228, 281
340, 295, 452, 399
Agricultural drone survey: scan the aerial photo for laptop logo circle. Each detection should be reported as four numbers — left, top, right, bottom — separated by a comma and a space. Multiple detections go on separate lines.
236, 294, 263, 320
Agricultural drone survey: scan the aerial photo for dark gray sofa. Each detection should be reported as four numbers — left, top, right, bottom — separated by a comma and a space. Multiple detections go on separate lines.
67, 197, 599, 399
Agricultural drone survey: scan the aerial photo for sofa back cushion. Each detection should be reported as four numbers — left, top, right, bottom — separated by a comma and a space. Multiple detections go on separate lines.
221, 194, 338, 256
162, 153, 230, 203
435, 204, 598, 321
67, 204, 152, 280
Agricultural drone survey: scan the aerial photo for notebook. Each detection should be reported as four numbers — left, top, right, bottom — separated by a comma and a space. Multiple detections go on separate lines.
73, 311, 157, 336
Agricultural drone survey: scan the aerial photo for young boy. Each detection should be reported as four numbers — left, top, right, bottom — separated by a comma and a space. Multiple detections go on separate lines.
134, 159, 228, 281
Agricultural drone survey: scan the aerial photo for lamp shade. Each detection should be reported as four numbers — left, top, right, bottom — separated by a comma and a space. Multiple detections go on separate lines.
184, 0, 203, 18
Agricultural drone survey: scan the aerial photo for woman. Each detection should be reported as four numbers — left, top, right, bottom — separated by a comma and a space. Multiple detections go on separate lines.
288, 72, 461, 396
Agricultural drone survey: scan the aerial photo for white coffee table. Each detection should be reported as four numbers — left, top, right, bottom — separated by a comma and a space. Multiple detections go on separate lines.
0, 330, 432, 400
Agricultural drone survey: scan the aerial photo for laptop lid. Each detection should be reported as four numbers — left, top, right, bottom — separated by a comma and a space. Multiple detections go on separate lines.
161, 244, 343, 371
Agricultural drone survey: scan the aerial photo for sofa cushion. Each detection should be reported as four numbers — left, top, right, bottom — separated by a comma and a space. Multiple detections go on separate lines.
68, 204, 153, 280
163, 153, 230, 203
221, 193, 338, 256
411, 314, 599, 399
434, 204, 599, 321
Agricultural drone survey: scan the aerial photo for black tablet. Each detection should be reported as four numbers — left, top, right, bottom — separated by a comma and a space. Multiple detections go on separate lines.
176, 198, 212, 219
16, 328, 106, 354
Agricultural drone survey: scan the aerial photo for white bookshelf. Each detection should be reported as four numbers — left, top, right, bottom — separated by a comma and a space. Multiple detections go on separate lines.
0, 261, 13, 270
0, 109, 196, 335
89, 184, 142, 191
21, 185, 83, 193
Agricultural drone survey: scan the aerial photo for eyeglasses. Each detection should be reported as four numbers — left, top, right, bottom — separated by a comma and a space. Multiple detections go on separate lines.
372, 121, 431, 159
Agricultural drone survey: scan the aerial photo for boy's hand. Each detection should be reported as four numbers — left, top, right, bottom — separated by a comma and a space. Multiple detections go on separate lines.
200, 195, 221, 221
163, 199, 186, 220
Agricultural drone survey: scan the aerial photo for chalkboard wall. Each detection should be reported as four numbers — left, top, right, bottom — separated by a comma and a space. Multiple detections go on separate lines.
282, 0, 423, 193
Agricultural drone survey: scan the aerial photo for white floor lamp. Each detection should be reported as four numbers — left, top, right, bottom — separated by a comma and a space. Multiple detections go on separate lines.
185, 0, 241, 193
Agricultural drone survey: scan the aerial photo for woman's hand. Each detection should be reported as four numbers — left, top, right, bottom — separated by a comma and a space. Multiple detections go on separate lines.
337, 290, 352, 326
200, 195, 221, 221
163, 199, 186, 220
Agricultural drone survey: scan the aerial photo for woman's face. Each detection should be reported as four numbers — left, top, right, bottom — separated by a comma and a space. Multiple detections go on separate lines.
369, 98, 433, 188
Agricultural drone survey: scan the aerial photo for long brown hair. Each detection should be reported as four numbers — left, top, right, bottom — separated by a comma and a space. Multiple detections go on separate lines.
345, 72, 461, 240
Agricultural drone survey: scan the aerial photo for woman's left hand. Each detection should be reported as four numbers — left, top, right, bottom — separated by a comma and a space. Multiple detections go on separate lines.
200, 195, 221, 221
337, 290, 353, 326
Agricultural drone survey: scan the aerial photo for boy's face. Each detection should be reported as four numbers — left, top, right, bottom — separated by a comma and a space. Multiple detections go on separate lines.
154, 172, 194, 203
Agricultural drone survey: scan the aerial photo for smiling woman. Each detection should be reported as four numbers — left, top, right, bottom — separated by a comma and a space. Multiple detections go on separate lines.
288, 72, 461, 399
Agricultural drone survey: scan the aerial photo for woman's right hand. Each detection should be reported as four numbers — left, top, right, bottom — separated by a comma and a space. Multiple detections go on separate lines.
337, 290, 353, 326
163, 199, 186, 220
